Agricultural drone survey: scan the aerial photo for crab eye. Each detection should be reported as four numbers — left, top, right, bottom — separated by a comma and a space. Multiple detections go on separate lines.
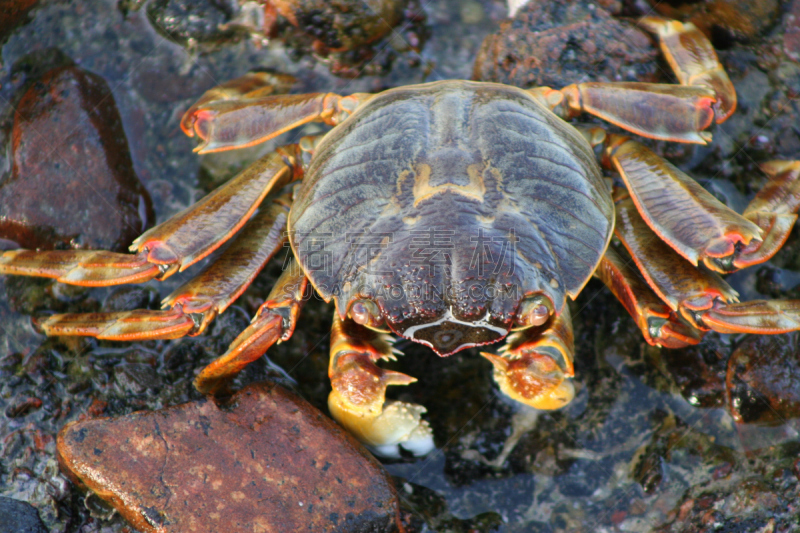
350, 299, 383, 328
517, 295, 553, 327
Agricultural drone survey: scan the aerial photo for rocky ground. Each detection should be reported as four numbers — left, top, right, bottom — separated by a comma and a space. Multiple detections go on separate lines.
2, 0, 800, 532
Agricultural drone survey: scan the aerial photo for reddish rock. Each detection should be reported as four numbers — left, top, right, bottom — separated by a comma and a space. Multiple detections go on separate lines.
0, 66, 153, 251
472, 0, 659, 89
56, 382, 400, 533
726, 333, 800, 425
0, 0, 39, 42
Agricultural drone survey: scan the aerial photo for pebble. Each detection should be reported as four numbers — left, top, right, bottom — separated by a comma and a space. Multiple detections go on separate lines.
56, 382, 400, 533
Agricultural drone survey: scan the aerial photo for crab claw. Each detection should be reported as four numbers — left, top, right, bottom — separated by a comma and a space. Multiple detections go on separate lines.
327, 316, 434, 458
482, 305, 576, 411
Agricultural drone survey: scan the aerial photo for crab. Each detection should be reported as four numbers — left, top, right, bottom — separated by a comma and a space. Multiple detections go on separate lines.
3, 17, 800, 457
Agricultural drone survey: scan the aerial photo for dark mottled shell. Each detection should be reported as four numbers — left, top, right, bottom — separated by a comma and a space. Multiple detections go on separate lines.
289, 80, 613, 331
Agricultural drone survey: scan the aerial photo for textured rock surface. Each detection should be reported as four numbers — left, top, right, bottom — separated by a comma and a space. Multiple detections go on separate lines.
0, 496, 49, 533
57, 382, 399, 533
0, 65, 153, 251
473, 0, 659, 88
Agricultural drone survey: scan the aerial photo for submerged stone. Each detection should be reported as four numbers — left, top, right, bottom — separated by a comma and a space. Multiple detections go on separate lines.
0, 65, 153, 251
56, 382, 400, 533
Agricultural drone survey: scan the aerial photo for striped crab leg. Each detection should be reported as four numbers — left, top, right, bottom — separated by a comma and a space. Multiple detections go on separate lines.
180, 71, 373, 153
195, 259, 310, 394
615, 195, 800, 336
734, 161, 800, 269
594, 246, 703, 349
602, 135, 800, 275
34, 193, 292, 341
0, 143, 305, 285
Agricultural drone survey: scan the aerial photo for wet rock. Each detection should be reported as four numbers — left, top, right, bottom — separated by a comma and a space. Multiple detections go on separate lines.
473, 0, 659, 89
0, 496, 49, 533
146, 0, 237, 46
266, 0, 427, 77
0, 0, 39, 43
726, 333, 800, 425
0, 65, 153, 251
660, 338, 729, 409
56, 382, 400, 533
267, 0, 408, 52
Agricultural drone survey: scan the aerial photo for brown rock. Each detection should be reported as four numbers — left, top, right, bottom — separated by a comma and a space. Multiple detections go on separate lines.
726, 333, 800, 425
661, 339, 728, 409
0, 65, 153, 251
472, 0, 659, 89
56, 382, 400, 533
0, 0, 39, 42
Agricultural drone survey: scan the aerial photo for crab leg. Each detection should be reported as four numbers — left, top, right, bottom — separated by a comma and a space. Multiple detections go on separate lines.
37, 195, 292, 342
735, 161, 800, 269
615, 196, 800, 335
603, 134, 763, 273
327, 315, 433, 457
554, 16, 734, 143
560, 82, 716, 144
638, 16, 737, 122
595, 246, 703, 348
194, 258, 310, 394
0, 142, 307, 284
481, 305, 575, 411
181, 72, 372, 153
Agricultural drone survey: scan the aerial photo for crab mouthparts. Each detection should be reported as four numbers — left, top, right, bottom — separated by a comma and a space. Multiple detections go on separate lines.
396, 310, 509, 356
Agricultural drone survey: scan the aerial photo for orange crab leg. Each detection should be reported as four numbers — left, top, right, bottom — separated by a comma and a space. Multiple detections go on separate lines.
195, 259, 309, 394
594, 246, 703, 348
614, 195, 739, 318
481, 305, 575, 411
615, 196, 800, 335
560, 82, 716, 144
556, 15, 735, 143
181, 72, 372, 153
638, 16, 737, 122
604, 135, 763, 273
0, 250, 160, 287
130, 144, 304, 278
327, 315, 433, 457
36, 196, 292, 342
180, 71, 296, 136
735, 161, 800, 269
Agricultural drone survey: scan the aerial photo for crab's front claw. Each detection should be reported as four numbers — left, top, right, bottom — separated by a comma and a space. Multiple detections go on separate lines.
482, 306, 575, 411
327, 316, 434, 457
